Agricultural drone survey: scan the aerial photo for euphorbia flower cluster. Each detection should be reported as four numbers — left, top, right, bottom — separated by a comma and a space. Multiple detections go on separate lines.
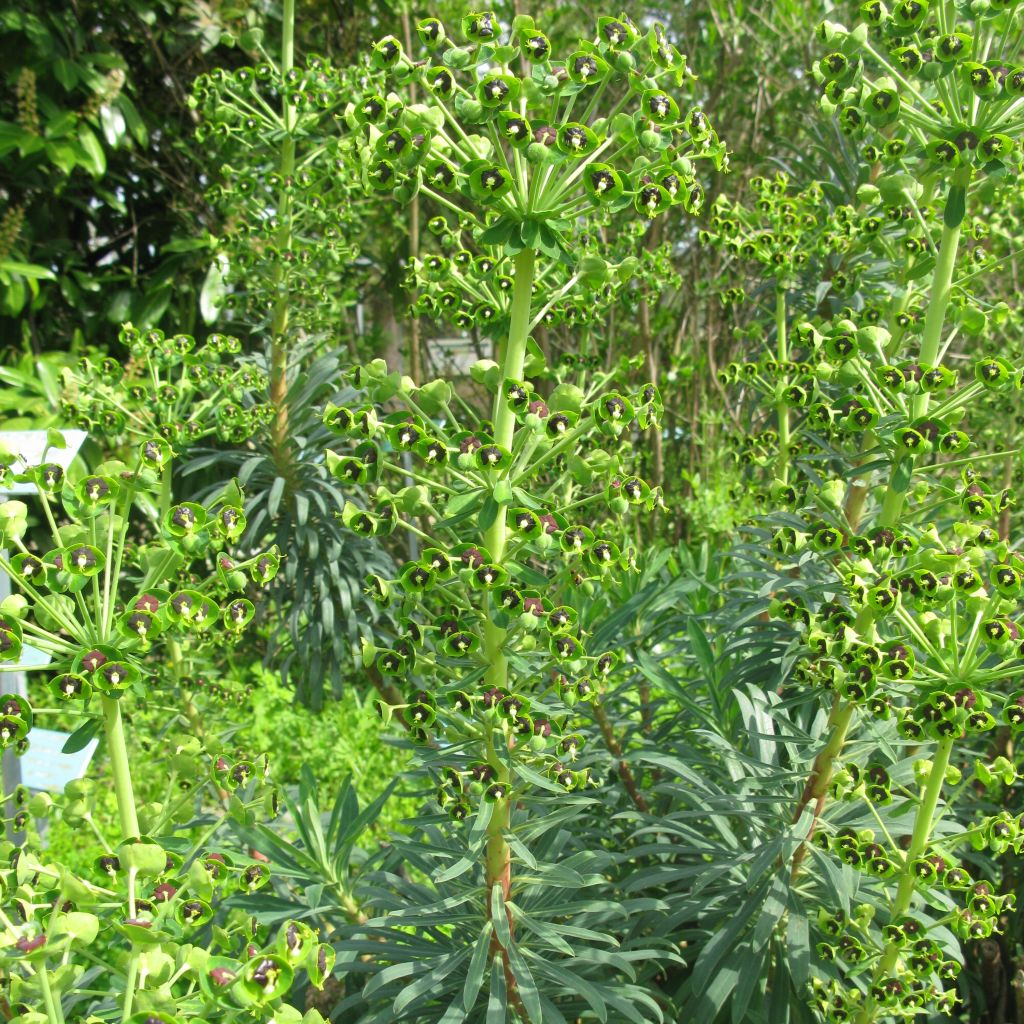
65, 325, 271, 450
354, 10, 726, 255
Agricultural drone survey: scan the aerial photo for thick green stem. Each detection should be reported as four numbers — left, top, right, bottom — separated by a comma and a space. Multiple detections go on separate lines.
269, 0, 296, 469
121, 953, 140, 1020
158, 466, 173, 522
482, 247, 536, 690
1000, 428, 1016, 541
843, 288, 913, 530
101, 696, 140, 841
480, 248, 534, 1015
791, 603, 879, 878
485, 799, 512, 900
638, 283, 663, 489
159, 474, 197, 727
775, 285, 790, 485
790, 699, 856, 880
490, 249, 536, 455
843, 462, 871, 534
39, 961, 63, 1024
854, 736, 955, 1024
796, 179, 969, 878
873, 170, 970, 527
912, 184, 969, 416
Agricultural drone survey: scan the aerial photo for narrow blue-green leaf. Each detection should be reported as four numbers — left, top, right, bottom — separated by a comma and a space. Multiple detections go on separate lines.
486, 958, 507, 1024
506, 943, 543, 1022
786, 904, 810, 987
491, 883, 512, 949
393, 950, 468, 1015
463, 924, 492, 1011
730, 942, 768, 1024
690, 879, 770, 994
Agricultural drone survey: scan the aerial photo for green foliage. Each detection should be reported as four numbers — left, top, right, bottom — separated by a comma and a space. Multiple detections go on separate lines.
0, 347, 81, 427
231, 673, 412, 825
0, 426, 323, 1020
0, 1, 242, 347
36, 667, 410, 875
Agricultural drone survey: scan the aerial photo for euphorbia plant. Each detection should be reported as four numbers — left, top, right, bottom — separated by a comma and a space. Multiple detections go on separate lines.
319, 10, 722, 1019
351, 6, 725, 368
710, 4, 1024, 1019
408, 214, 680, 403
190, 30, 405, 705
325, 339, 670, 1020
191, 37, 373, 352
704, 173, 837, 485
791, 0, 1022, 822
0, 432, 336, 1021
62, 325, 273, 708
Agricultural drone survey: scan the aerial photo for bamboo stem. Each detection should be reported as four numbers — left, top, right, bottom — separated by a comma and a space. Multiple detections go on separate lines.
269, 0, 296, 471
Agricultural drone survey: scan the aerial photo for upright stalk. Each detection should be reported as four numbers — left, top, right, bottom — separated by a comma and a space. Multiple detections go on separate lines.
488, 248, 537, 466
481, 246, 535, 1013
854, 736, 955, 1024
911, 173, 970, 418
1000, 431, 1016, 541
843, 289, 913, 532
790, 698, 856, 879
874, 168, 971, 525
269, 0, 296, 470
102, 695, 140, 841
159, 465, 202, 732
775, 284, 789, 484
38, 961, 63, 1024
482, 246, 535, 718
791, 172, 970, 878
638, 288, 663, 488
157, 465, 173, 527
